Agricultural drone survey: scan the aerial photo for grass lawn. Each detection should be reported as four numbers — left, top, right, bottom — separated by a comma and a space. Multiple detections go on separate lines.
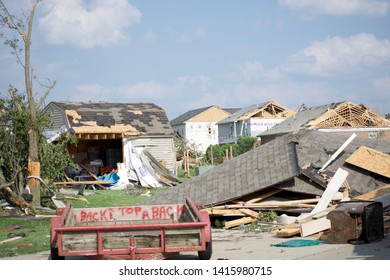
0, 187, 168, 258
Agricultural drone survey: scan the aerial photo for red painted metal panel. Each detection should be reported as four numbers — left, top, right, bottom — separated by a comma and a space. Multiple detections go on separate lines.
51, 198, 211, 260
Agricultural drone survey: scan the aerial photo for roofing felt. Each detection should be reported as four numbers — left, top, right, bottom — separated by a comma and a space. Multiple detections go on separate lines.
49, 102, 173, 136
140, 129, 390, 207
259, 102, 341, 137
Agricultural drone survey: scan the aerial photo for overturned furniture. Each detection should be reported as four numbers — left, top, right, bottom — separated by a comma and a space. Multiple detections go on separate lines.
326, 201, 384, 244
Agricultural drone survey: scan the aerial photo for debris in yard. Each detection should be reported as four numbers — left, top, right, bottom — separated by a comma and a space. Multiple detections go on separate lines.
271, 239, 322, 247
326, 201, 384, 244
7, 232, 26, 238
0, 236, 24, 245
0, 225, 23, 231
139, 130, 390, 244
16, 243, 34, 250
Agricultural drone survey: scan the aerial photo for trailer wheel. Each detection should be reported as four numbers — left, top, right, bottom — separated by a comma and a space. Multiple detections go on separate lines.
50, 229, 64, 260
198, 226, 212, 260
50, 245, 65, 260
198, 239, 212, 260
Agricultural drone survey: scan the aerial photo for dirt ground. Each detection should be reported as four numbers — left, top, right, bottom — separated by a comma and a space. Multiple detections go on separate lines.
1, 228, 389, 260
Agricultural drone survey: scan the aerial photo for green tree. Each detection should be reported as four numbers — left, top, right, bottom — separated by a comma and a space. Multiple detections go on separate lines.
205, 136, 256, 165
236, 136, 257, 154
39, 133, 77, 183
1, 0, 55, 206
0, 91, 30, 194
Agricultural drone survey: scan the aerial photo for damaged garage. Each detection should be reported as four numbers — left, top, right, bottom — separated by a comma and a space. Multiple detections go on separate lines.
43, 102, 176, 179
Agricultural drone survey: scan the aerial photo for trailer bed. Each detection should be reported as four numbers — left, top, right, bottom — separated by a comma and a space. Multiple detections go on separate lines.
50, 197, 212, 260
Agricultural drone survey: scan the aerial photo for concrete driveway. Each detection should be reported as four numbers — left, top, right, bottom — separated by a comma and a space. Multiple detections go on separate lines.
1, 229, 389, 260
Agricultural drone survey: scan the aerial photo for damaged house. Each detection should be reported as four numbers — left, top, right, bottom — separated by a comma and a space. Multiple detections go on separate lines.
259, 101, 390, 144
217, 101, 295, 144
140, 129, 390, 236
141, 129, 390, 207
43, 102, 177, 184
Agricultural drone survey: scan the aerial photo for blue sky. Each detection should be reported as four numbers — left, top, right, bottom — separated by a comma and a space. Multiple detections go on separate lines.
1, 0, 389, 120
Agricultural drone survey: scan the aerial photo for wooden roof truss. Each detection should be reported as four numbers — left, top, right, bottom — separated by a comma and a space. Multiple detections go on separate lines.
309, 102, 390, 129
240, 102, 295, 120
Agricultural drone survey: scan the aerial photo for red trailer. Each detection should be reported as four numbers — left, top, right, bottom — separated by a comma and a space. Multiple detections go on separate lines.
50, 197, 212, 260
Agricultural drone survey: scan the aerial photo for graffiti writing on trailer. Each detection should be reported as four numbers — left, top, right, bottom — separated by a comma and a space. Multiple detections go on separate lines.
74, 204, 184, 223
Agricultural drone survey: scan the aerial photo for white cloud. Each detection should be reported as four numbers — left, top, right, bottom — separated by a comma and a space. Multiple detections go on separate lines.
279, 0, 389, 16
39, 0, 141, 48
282, 33, 390, 76
177, 27, 206, 43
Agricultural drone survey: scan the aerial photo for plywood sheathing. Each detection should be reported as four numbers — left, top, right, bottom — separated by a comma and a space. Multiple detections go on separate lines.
353, 184, 390, 201
189, 106, 231, 122
346, 146, 390, 178
308, 101, 390, 129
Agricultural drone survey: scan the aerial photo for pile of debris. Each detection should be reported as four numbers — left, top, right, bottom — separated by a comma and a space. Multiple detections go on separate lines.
140, 129, 390, 244
54, 147, 181, 190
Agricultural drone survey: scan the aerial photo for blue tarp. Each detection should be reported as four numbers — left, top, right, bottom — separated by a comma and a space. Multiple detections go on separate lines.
271, 239, 323, 247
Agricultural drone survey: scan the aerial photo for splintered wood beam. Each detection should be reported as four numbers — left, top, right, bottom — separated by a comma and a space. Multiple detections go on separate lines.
273, 226, 300, 237
224, 217, 257, 229
0, 236, 23, 244
239, 209, 260, 219
205, 209, 244, 216
212, 198, 321, 209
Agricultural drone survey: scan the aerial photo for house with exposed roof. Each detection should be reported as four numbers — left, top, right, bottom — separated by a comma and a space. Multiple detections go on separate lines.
43, 102, 176, 175
170, 105, 239, 154
217, 101, 295, 144
259, 101, 390, 144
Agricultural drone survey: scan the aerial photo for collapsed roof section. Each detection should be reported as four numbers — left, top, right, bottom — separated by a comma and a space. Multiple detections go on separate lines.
140, 130, 390, 207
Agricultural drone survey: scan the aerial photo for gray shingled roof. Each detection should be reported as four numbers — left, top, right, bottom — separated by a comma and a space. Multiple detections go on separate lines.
140, 130, 390, 207
170, 106, 214, 126
51, 102, 173, 136
259, 102, 341, 137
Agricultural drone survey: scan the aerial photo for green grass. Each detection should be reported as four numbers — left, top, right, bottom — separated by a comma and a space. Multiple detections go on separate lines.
0, 187, 168, 258
61, 187, 167, 208
0, 217, 51, 258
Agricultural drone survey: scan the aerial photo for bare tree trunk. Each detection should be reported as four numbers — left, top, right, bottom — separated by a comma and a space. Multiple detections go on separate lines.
24, 3, 41, 206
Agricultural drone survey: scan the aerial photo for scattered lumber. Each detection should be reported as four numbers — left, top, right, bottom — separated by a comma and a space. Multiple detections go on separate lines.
300, 217, 331, 237
224, 217, 257, 229
0, 236, 23, 244
245, 189, 283, 204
